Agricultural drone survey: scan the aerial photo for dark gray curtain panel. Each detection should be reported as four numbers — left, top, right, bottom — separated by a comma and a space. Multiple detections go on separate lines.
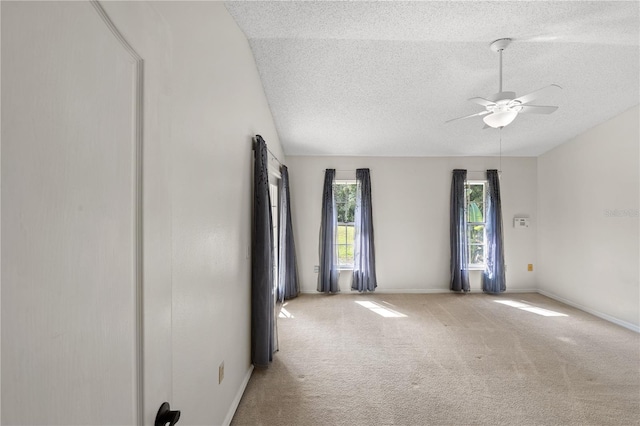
278, 165, 299, 301
352, 168, 377, 292
482, 169, 506, 293
318, 169, 339, 293
450, 169, 470, 292
251, 135, 275, 367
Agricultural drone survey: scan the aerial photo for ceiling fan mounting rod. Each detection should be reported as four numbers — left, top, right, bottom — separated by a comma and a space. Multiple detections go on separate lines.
499, 48, 503, 93
490, 38, 512, 94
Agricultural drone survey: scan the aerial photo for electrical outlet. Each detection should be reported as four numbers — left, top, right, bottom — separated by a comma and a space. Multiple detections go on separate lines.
314, 265, 319, 273
528, 264, 534, 272
219, 362, 224, 384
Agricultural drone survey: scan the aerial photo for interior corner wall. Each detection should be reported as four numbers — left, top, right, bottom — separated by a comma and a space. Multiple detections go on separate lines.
287, 156, 537, 294
537, 106, 640, 330
105, 1, 283, 424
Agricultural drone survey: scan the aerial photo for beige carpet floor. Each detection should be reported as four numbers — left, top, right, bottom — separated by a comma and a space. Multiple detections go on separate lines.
231, 293, 640, 425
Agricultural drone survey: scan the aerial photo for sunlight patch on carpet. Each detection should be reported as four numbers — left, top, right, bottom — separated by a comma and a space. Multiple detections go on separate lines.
279, 303, 294, 318
495, 300, 568, 317
355, 301, 407, 318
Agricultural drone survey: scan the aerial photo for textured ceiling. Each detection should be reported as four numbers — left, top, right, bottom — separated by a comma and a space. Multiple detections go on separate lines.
225, 1, 639, 157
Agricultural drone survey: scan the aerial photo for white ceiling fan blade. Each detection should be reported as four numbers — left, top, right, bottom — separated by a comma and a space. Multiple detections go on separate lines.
445, 110, 490, 123
518, 105, 559, 114
468, 97, 496, 107
513, 84, 562, 105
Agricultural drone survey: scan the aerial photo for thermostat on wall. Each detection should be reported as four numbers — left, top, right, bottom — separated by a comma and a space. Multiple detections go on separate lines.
514, 217, 530, 228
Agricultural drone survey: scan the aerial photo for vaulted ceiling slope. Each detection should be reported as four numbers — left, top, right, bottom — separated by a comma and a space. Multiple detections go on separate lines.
225, 1, 639, 157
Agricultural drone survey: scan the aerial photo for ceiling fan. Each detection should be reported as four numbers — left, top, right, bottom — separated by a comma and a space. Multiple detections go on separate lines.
447, 38, 561, 129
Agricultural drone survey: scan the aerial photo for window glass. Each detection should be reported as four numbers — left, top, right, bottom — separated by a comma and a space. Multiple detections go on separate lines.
466, 182, 486, 268
334, 181, 356, 268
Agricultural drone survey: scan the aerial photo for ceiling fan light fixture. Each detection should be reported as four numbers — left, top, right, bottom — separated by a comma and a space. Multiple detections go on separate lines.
446, 37, 561, 128
483, 110, 517, 128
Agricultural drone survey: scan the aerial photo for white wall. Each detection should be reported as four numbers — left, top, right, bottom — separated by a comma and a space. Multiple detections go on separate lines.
288, 156, 537, 294
2, 1, 283, 425
537, 106, 639, 330
147, 2, 284, 425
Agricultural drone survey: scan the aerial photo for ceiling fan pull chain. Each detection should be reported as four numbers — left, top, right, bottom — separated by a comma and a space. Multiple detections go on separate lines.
499, 128, 502, 173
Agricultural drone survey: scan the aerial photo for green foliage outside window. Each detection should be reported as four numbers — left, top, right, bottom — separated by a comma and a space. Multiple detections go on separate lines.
466, 183, 485, 266
466, 184, 484, 222
336, 224, 355, 265
334, 183, 356, 223
334, 182, 357, 266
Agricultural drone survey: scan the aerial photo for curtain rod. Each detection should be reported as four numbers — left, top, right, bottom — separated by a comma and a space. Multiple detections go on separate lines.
267, 148, 283, 168
253, 135, 283, 168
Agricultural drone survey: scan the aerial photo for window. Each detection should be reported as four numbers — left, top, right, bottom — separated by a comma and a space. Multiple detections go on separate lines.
466, 181, 486, 269
334, 180, 356, 268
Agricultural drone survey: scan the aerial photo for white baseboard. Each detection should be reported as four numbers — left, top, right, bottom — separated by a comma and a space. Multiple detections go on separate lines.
300, 288, 450, 294
537, 289, 640, 333
222, 365, 254, 426
366, 288, 449, 294
502, 288, 538, 294
301, 288, 538, 294
372, 288, 537, 294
